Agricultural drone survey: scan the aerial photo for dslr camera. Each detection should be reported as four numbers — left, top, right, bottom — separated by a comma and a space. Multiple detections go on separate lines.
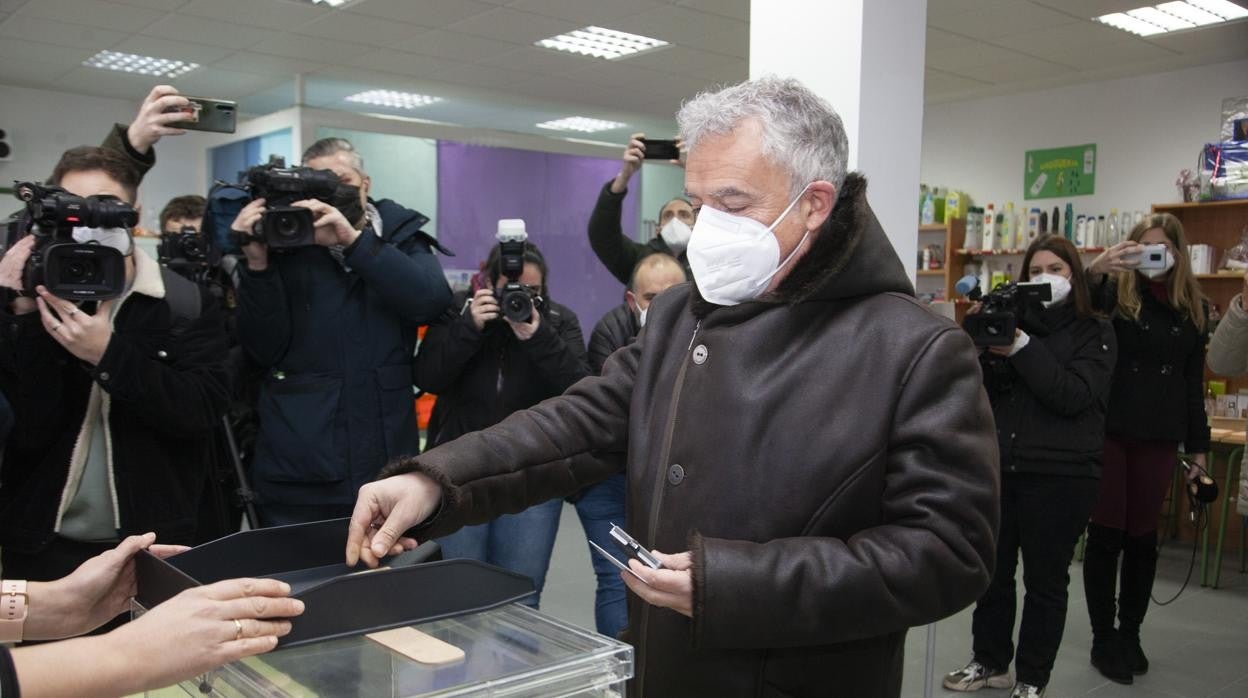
7, 181, 132, 300
240, 157, 339, 249
494, 219, 544, 323
962, 280, 1052, 346
158, 225, 210, 276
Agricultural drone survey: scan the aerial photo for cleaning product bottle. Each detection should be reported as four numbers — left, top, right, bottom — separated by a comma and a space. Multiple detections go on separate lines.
966, 207, 981, 252
1005, 262, 1014, 284
1107, 209, 1119, 247
997, 211, 1009, 251
1064, 203, 1074, 240
1039, 209, 1049, 235
921, 191, 935, 225
982, 203, 996, 251
1015, 208, 1027, 249
1001, 202, 1014, 250
1075, 215, 1087, 247
1095, 215, 1106, 249
1052, 206, 1060, 238
933, 187, 946, 224
1027, 208, 1040, 244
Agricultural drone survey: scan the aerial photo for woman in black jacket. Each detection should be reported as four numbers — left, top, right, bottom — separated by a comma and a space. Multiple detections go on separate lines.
1080, 213, 1209, 684
945, 236, 1116, 698
414, 240, 589, 608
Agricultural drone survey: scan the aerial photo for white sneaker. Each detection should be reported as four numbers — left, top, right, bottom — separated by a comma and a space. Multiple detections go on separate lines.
1010, 682, 1044, 698
942, 661, 1013, 692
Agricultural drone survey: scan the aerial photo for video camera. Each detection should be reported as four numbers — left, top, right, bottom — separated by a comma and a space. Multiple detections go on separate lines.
239, 157, 339, 249
961, 279, 1052, 346
494, 219, 544, 323
158, 224, 211, 277
6, 181, 132, 300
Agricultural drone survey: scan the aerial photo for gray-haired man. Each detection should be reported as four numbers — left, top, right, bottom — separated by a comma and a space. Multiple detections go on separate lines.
346, 78, 999, 697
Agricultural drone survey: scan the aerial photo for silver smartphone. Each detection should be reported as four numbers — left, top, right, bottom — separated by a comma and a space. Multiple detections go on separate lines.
1136, 243, 1169, 269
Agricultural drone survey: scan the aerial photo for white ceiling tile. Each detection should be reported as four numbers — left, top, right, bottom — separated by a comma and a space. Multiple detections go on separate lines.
625, 44, 731, 74
508, 0, 665, 24
1028, 0, 1146, 17
681, 57, 747, 84
178, 0, 328, 30
0, 58, 76, 86
396, 29, 519, 62
429, 62, 541, 90
0, 0, 28, 12
446, 7, 575, 44
989, 19, 1126, 63
170, 68, 289, 98
924, 69, 993, 94
930, 0, 1076, 35
0, 14, 128, 50
209, 51, 311, 76
0, 36, 95, 66
103, 0, 189, 10
343, 49, 460, 78
112, 35, 233, 65
475, 45, 598, 75
19, 0, 165, 31
292, 11, 427, 45
926, 27, 979, 52
140, 14, 271, 50
55, 65, 174, 99
1145, 21, 1248, 57
346, 0, 495, 26
674, 0, 748, 21
673, 21, 748, 56
610, 4, 744, 44
562, 60, 674, 88
247, 33, 373, 63
927, 41, 1037, 71
1059, 38, 1180, 69
932, 0, 1008, 14
955, 56, 1077, 83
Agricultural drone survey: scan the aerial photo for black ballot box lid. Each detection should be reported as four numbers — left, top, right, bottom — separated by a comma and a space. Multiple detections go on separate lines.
135, 518, 536, 648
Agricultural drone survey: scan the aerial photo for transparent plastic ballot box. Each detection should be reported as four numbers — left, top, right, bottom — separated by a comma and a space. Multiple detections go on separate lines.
142, 602, 633, 698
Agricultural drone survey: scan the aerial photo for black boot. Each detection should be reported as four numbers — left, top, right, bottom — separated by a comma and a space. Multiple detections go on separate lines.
1118, 530, 1159, 676
1083, 524, 1133, 684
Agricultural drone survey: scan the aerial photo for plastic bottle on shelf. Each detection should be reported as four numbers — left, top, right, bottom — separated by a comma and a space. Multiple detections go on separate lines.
1001, 203, 1014, 250
1064, 203, 1074, 240
997, 212, 1009, 251
921, 191, 935, 225
982, 204, 996, 251
1005, 262, 1014, 283
1134, 210, 1145, 227
1107, 209, 1119, 247
1028, 208, 1040, 244
1075, 215, 1087, 247
1014, 208, 1027, 249
965, 207, 981, 252
1095, 215, 1106, 249
1039, 209, 1049, 235
1052, 206, 1060, 237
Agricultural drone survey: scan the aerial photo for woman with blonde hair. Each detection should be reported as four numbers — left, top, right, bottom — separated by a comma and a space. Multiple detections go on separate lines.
1082, 213, 1208, 685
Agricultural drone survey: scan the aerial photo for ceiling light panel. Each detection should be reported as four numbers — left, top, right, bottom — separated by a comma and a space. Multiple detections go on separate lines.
1096, 1, 1248, 35
536, 26, 668, 60
83, 50, 200, 78
535, 116, 627, 133
344, 90, 443, 109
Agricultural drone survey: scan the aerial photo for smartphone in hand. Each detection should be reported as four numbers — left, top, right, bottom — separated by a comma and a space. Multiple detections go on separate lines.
640, 138, 680, 161
165, 97, 237, 134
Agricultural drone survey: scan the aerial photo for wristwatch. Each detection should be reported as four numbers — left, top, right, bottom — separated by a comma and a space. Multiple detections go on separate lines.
0, 580, 28, 643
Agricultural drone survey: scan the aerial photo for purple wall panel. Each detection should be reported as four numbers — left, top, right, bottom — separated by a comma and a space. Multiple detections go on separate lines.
436, 141, 639, 338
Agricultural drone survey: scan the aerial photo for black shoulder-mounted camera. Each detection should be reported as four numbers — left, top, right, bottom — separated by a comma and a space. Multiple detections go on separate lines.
8, 181, 132, 300
158, 224, 212, 281
240, 157, 339, 249
494, 219, 544, 324
962, 280, 1051, 346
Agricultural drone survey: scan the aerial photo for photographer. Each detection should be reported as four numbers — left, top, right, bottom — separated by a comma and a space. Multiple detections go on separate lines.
1081, 215, 1209, 684
234, 138, 452, 526
574, 253, 686, 637
414, 234, 589, 608
588, 133, 695, 285
0, 147, 230, 589
944, 236, 1115, 698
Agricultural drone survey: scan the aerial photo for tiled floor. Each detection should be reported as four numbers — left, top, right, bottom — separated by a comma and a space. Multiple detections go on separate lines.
538, 503, 1248, 697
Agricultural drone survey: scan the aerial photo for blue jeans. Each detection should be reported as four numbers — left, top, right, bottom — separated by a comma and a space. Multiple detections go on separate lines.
573, 473, 628, 638
436, 498, 562, 608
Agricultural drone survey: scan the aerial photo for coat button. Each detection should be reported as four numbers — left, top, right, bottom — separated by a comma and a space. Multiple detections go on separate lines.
1160, 364, 1173, 375
692, 344, 708, 365
157, 350, 168, 359
98, 371, 110, 382
667, 464, 685, 486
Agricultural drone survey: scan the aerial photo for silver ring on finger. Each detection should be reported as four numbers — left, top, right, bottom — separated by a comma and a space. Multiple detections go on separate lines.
52, 323, 63, 332
233, 619, 244, 640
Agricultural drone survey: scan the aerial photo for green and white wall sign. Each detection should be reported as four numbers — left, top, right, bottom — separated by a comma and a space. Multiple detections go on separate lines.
1024, 143, 1096, 199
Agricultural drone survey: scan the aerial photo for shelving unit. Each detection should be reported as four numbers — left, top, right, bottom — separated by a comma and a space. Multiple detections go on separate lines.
914, 216, 966, 302
1154, 198, 1248, 394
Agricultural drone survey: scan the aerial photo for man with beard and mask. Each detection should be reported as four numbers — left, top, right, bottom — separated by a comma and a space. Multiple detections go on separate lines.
232, 138, 451, 527
346, 77, 999, 697
572, 251, 687, 639
413, 238, 588, 609
588, 132, 695, 285
0, 146, 230, 592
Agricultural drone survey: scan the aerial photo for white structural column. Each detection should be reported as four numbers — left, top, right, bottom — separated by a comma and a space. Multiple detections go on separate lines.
750, 0, 928, 284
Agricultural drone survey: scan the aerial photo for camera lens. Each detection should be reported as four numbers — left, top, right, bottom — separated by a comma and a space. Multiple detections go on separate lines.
64, 259, 97, 282
274, 213, 300, 240
183, 236, 205, 258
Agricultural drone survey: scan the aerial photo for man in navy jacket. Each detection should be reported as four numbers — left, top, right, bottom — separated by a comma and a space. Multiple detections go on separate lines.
233, 137, 452, 525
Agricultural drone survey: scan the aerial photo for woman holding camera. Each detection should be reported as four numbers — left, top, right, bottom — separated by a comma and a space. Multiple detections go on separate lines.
413, 240, 589, 608
1081, 213, 1208, 685
944, 236, 1116, 698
